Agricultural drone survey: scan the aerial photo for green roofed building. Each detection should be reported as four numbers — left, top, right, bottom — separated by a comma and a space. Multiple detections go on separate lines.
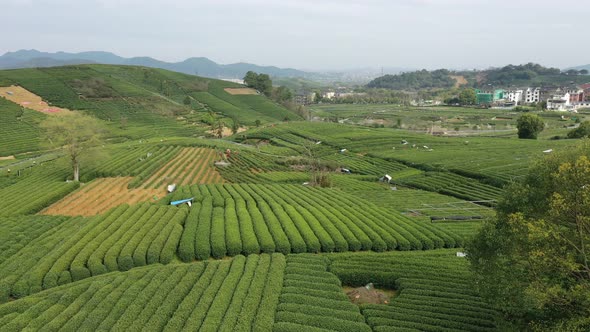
475, 89, 504, 105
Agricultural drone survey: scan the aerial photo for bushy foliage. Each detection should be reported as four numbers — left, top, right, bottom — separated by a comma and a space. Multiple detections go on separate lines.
517, 113, 545, 139
467, 140, 590, 331
367, 69, 455, 90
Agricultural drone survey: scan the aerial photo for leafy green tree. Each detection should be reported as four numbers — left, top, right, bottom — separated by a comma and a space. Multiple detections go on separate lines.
183, 96, 191, 105
256, 74, 272, 96
243, 71, 272, 97
273, 86, 293, 103
41, 113, 105, 182
243, 71, 258, 87
581, 69, 589, 75
467, 141, 590, 331
458, 88, 476, 105
255, 119, 261, 127
568, 121, 590, 139
517, 113, 545, 139
231, 117, 240, 135
314, 91, 323, 103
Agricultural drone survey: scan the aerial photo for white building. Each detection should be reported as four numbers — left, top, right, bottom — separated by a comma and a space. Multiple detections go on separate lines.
547, 93, 571, 111
524, 87, 540, 104
322, 92, 336, 100
504, 90, 523, 105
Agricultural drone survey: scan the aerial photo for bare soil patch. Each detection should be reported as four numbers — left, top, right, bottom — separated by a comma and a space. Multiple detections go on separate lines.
207, 126, 247, 138
344, 283, 398, 305
224, 88, 258, 95
0, 85, 73, 115
0, 156, 15, 161
450, 75, 468, 88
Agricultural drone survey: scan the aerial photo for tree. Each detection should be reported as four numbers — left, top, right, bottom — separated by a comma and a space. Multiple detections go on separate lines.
213, 120, 225, 138
517, 113, 545, 139
581, 69, 589, 75
458, 88, 476, 105
243, 71, 258, 88
256, 74, 272, 97
183, 96, 191, 105
243, 71, 272, 97
273, 86, 293, 103
314, 91, 323, 103
41, 113, 104, 182
231, 117, 240, 135
467, 141, 590, 331
568, 121, 590, 139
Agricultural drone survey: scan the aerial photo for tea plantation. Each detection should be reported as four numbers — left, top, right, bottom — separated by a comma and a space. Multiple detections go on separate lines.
0, 64, 582, 331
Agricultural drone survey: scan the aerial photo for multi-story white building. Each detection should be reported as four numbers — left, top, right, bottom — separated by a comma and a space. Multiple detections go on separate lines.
504, 90, 523, 105
524, 87, 540, 104
547, 93, 571, 111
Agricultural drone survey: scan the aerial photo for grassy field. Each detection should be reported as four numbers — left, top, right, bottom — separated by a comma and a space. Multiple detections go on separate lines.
2, 68, 587, 330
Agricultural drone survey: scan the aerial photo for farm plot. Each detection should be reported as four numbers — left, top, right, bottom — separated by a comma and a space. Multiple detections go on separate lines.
397, 171, 504, 204
224, 87, 258, 95
139, 147, 223, 189
327, 250, 500, 332
0, 254, 285, 331
0, 97, 44, 156
0, 85, 72, 115
0, 215, 68, 265
41, 177, 162, 216
273, 254, 372, 332
0, 203, 187, 300
350, 188, 495, 239
0, 164, 79, 217
166, 183, 463, 262
83, 145, 183, 183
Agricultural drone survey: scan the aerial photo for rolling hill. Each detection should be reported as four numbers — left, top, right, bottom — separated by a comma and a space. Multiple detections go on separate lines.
0, 64, 300, 154
367, 63, 590, 90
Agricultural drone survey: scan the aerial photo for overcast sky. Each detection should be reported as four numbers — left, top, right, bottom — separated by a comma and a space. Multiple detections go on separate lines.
1, 0, 588, 71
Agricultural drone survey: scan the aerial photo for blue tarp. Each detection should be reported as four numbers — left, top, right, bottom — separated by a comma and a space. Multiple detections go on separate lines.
170, 197, 194, 206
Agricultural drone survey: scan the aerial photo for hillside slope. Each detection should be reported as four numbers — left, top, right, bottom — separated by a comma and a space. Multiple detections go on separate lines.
0, 65, 299, 156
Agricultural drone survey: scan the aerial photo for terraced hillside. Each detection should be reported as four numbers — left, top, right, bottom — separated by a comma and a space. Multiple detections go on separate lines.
8, 69, 583, 330
0, 65, 300, 158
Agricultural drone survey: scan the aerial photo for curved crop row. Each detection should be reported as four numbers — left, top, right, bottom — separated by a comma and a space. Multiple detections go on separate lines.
0, 254, 285, 331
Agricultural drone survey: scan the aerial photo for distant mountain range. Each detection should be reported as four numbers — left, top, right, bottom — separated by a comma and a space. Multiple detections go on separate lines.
568, 64, 590, 71
0, 49, 309, 79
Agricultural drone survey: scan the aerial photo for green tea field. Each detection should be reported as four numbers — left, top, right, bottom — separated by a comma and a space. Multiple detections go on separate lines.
0, 64, 583, 331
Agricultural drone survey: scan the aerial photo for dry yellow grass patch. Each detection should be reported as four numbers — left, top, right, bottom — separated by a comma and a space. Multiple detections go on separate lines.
0, 85, 73, 115
0, 156, 15, 161
40, 177, 164, 217
224, 88, 258, 95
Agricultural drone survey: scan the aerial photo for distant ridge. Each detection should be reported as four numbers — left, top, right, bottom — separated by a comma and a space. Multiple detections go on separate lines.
0, 49, 309, 79
567, 64, 590, 71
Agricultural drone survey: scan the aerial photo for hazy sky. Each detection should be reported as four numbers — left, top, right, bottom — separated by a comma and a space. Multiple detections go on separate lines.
1, 0, 588, 70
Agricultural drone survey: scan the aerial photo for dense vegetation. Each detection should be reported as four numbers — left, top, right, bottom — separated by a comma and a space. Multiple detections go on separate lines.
365, 63, 589, 91
367, 69, 456, 90
1, 64, 589, 331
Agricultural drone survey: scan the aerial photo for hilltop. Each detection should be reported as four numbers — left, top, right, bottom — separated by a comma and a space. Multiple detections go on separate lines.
367, 63, 590, 90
